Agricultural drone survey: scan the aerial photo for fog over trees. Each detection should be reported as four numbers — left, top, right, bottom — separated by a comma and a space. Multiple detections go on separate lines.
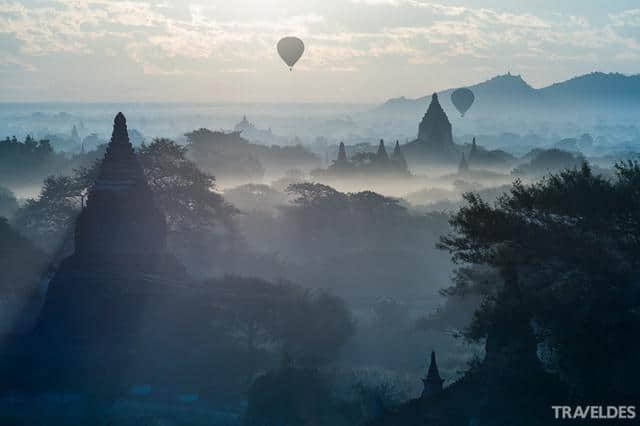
1, 72, 639, 425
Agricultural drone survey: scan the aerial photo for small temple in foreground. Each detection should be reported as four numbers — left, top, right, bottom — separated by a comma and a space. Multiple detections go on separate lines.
371, 270, 564, 426
421, 351, 444, 398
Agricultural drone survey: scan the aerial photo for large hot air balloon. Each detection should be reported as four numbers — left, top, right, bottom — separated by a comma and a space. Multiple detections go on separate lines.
277, 36, 304, 70
451, 88, 475, 117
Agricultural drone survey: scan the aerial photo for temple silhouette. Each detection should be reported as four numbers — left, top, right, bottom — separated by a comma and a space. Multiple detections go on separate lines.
372, 269, 564, 426
314, 139, 410, 177
421, 351, 444, 398
403, 93, 461, 163
74, 112, 167, 257
5, 114, 212, 396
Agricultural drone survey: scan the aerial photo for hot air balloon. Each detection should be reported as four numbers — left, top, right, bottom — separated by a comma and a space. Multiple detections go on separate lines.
277, 37, 304, 70
451, 88, 475, 117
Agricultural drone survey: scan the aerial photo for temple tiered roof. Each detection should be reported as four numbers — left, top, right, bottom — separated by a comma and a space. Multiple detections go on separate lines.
418, 93, 454, 147
422, 350, 445, 397
92, 112, 145, 192
74, 112, 166, 256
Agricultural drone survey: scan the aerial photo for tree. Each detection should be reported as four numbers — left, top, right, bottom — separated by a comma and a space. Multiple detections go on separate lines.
0, 185, 18, 219
12, 175, 85, 253
438, 162, 640, 400
0, 218, 49, 333
0, 136, 67, 186
138, 138, 237, 233
13, 138, 238, 259
206, 276, 355, 377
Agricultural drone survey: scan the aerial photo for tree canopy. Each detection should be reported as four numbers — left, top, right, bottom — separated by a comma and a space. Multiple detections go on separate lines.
439, 162, 640, 400
13, 138, 238, 255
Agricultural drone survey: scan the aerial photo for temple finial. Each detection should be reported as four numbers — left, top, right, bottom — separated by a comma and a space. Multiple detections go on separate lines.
422, 350, 444, 397
115, 112, 126, 125
110, 112, 130, 146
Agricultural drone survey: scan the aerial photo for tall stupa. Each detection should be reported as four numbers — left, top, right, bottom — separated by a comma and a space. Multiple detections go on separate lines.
37, 113, 185, 343
74, 112, 166, 256
403, 93, 460, 164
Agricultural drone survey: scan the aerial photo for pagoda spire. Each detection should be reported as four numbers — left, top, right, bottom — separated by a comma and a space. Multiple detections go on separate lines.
74, 112, 166, 256
422, 350, 444, 397
417, 92, 454, 147
392, 140, 408, 170
376, 139, 389, 160
111, 112, 130, 147
337, 141, 348, 163
393, 140, 402, 155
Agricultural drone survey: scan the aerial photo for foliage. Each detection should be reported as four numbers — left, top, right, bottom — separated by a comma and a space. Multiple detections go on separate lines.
185, 129, 319, 183
12, 175, 84, 252
12, 138, 238, 255
223, 183, 289, 213
0, 218, 48, 332
138, 138, 238, 232
0, 185, 19, 219
0, 135, 53, 161
246, 365, 403, 426
513, 148, 585, 176
206, 276, 355, 369
439, 162, 640, 399
0, 136, 69, 185
246, 366, 335, 426
285, 182, 406, 232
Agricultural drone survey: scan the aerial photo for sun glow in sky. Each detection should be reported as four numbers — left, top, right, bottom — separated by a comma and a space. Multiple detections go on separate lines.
1, 0, 639, 102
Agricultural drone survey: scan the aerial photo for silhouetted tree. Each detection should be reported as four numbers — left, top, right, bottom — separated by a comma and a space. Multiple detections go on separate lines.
13, 138, 238, 256
439, 162, 640, 401
0, 136, 67, 185
206, 276, 354, 377
13, 175, 84, 252
138, 138, 237, 232
0, 186, 18, 219
0, 217, 48, 332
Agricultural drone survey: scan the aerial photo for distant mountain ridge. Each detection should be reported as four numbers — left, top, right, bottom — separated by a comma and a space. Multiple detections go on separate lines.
379, 72, 640, 114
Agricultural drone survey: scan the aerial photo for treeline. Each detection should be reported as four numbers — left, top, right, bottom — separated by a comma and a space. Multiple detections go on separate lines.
0, 135, 102, 186
438, 161, 640, 401
244, 161, 640, 425
186, 129, 320, 182
1, 137, 355, 403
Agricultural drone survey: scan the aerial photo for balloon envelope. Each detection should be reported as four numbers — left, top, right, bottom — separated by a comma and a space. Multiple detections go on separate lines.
451, 88, 475, 117
277, 37, 304, 70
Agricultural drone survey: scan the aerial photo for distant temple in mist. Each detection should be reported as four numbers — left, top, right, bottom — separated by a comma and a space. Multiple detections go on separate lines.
314, 139, 410, 177
417, 93, 454, 147
403, 93, 460, 164
234, 115, 275, 143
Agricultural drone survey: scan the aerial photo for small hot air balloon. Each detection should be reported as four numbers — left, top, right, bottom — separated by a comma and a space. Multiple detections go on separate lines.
451, 88, 475, 117
277, 36, 304, 71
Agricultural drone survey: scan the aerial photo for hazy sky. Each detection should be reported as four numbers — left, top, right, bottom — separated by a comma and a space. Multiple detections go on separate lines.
1, 0, 639, 102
